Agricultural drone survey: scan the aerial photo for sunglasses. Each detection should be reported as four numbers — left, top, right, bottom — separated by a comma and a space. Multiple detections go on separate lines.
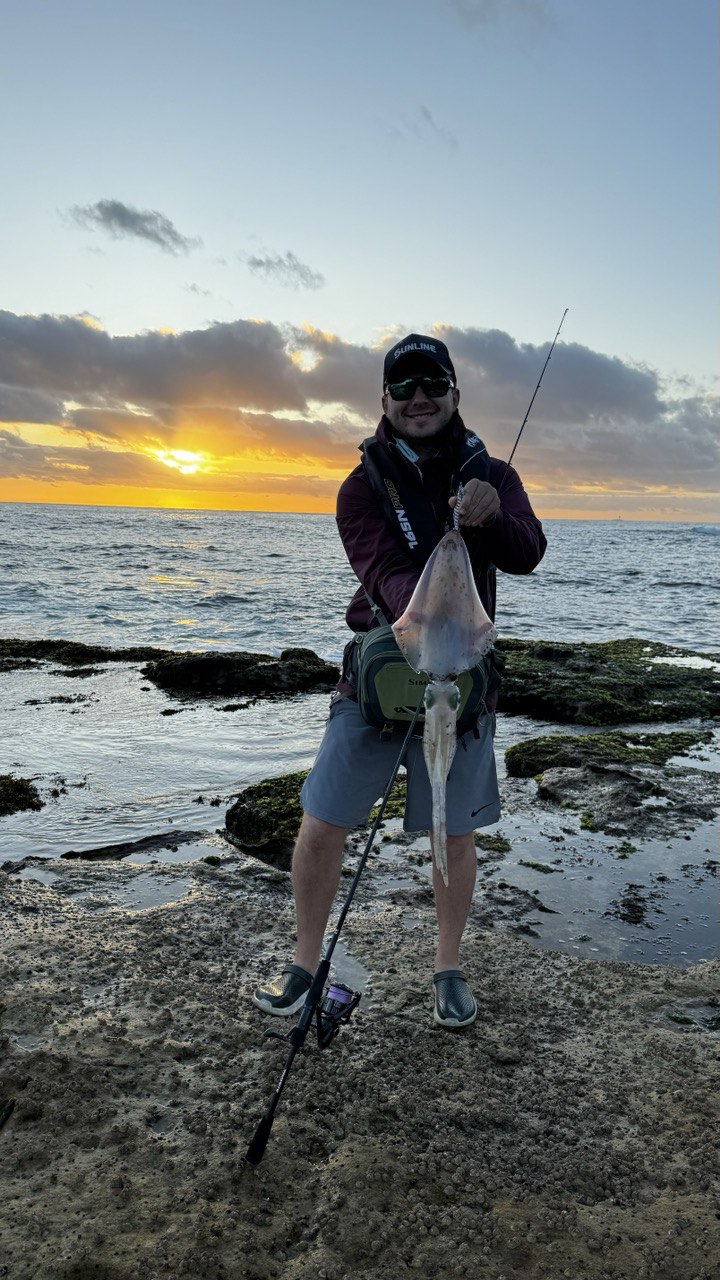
385, 375, 453, 401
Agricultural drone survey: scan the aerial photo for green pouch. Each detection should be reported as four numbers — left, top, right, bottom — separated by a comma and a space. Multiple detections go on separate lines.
353, 624, 503, 735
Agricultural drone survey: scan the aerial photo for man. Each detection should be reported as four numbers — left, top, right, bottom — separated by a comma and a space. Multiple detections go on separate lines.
254, 333, 546, 1027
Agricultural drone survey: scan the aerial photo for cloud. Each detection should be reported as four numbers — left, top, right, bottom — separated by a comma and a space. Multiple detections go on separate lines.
288, 326, 380, 414
437, 325, 666, 425
186, 283, 212, 297
0, 308, 716, 500
68, 199, 201, 254
0, 429, 339, 498
0, 310, 305, 412
433, 323, 718, 491
245, 251, 325, 290
0, 384, 65, 424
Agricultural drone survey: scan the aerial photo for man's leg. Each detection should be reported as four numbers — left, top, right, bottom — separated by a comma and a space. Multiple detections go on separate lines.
431, 831, 477, 971
430, 831, 479, 1027
253, 813, 350, 1015
255, 697, 404, 1015
291, 813, 350, 972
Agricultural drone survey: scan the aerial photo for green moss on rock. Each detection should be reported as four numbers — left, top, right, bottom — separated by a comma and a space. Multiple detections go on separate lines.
475, 833, 511, 853
225, 770, 310, 854
224, 770, 408, 869
496, 638, 720, 725
0, 775, 43, 816
0, 637, 340, 699
580, 811, 599, 832
505, 728, 713, 778
518, 858, 559, 873
616, 839, 637, 857
374, 777, 407, 821
0, 637, 175, 667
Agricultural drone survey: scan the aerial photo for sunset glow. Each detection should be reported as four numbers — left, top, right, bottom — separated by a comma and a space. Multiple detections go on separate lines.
152, 448, 207, 476
0, 2, 715, 523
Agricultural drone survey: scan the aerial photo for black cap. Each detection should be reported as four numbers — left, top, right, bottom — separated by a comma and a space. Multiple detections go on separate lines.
383, 333, 456, 387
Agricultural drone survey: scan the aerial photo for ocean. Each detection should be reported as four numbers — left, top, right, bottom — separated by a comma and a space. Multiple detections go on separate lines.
1, 503, 718, 658
1, 503, 718, 967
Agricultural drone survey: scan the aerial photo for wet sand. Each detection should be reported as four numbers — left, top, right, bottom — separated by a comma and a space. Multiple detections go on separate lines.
1, 841, 719, 1280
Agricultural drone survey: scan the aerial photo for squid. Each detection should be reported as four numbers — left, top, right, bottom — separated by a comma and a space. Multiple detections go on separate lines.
392, 522, 496, 885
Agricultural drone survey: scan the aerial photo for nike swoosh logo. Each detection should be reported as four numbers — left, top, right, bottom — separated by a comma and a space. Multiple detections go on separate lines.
471, 803, 493, 817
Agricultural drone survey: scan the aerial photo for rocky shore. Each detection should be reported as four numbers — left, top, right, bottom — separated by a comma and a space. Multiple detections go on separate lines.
1, 635, 718, 1279
1, 853, 718, 1280
2, 634, 718, 718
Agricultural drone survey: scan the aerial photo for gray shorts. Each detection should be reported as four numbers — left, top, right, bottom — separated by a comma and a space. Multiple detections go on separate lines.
300, 695, 500, 834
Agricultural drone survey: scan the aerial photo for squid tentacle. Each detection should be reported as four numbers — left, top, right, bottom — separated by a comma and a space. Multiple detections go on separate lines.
422, 680, 460, 886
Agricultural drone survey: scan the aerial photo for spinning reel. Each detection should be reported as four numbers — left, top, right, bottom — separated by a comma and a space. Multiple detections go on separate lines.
264, 980, 362, 1050
315, 982, 362, 1049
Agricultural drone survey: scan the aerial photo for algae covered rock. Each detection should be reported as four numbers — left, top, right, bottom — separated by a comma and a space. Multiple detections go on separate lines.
0, 637, 339, 699
505, 726, 717, 837
0, 775, 43, 816
142, 647, 339, 698
0, 637, 175, 669
225, 769, 407, 868
225, 771, 309, 869
505, 728, 713, 778
496, 638, 720, 725
536, 761, 717, 837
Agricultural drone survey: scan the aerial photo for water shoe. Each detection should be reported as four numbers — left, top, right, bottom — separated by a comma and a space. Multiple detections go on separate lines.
433, 969, 477, 1028
253, 964, 313, 1016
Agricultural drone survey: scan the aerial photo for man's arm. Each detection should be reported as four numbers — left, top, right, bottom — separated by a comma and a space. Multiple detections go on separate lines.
336, 468, 419, 624
460, 462, 547, 575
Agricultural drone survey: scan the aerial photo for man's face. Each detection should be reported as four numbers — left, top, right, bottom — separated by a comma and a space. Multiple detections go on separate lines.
382, 371, 460, 445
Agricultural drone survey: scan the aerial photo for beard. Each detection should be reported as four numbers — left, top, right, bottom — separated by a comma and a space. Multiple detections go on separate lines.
393, 417, 454, 449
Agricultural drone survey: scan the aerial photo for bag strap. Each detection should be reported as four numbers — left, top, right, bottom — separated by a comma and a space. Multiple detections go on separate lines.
364, 589, 389, 628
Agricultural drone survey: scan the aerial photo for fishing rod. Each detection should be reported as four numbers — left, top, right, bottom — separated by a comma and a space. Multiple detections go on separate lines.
497, 307, 568, 495
245, 693, 425, 1167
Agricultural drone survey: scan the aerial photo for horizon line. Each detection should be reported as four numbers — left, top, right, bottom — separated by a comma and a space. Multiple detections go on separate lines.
0, 498, 717, 526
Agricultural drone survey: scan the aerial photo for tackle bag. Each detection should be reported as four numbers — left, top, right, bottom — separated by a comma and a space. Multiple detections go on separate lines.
351, 623, 503, 735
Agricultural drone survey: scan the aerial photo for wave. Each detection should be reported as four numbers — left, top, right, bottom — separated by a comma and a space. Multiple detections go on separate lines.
195, 593, 251, 608
649, 580, 714, 589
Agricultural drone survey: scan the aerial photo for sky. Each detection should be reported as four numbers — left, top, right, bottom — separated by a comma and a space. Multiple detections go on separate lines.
0, 0, 717, 520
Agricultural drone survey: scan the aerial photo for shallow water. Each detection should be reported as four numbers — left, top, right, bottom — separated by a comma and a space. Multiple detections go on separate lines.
2, 663, 325, 861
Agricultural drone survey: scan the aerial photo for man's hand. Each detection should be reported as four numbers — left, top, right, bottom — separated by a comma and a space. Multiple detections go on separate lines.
449, 479, 500, 527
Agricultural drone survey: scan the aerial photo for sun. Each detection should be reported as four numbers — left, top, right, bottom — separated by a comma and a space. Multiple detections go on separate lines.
152, 448, 207, 476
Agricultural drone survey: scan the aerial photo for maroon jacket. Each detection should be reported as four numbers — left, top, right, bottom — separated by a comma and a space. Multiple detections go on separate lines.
335, 412, 547, 708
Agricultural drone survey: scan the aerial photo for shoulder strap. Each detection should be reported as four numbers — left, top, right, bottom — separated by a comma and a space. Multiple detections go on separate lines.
452, 430, 492, 487
364, 588, 389, 627
359, 437, 440, 564
359, 437, 400, 529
